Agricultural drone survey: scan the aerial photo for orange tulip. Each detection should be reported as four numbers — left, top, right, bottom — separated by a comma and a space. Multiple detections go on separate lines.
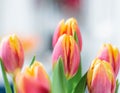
52, 34, 80, 79
87, 58, 116, 93
97, 43, 120, 77
52, 18, 82, 51
0, 34, 24, 73
16, 61, 51, 93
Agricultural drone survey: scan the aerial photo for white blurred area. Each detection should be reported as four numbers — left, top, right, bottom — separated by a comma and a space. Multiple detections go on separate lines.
0, 0, 120, 92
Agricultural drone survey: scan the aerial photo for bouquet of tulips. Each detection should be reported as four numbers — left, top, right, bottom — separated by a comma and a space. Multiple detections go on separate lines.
0, 18, 119, 93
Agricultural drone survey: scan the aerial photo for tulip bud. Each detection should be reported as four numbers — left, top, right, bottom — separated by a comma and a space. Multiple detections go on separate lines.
52, 34, 80, 79
87, 58, 116, 93
52, 18, 82, 51
87, 59, 116, 93
97, 43, 120, 77
0, 34, 24, 73
16, 61, 51, 93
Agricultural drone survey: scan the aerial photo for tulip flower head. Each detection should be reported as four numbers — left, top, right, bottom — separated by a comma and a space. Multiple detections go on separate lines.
97, 43, 120, 77
0, 34, 24, 74
16, 61, 51, 93
52, 18, 82, 51
52, 34, 80, 79
87, 58, 116, 93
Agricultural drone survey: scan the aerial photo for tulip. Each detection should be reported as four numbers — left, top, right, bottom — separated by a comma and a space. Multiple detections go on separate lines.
55, 0, 80, 9
52, 34, 80, 78
52, 18, 82, 51
16, 61, 51, 93
0, 34, 24, 74
97, 43, 120, 77
87, 58, 116, 93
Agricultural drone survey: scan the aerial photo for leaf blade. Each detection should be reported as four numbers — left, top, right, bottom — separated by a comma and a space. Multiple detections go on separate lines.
73, 72, 87, 93
115, 79, 120, 93
0, 58, 12, 93
52, 58, 67, 93
29, 56, 36, 67
67, 63, 82, 93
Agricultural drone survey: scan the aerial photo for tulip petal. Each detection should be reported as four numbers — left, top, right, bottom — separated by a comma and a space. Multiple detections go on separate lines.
87, 59, 116, 93
52, 34, 80, 79
97, 43, 120, 77
52, 18, 82, 51
16, 61, 51, 93
0, 34, 24, 73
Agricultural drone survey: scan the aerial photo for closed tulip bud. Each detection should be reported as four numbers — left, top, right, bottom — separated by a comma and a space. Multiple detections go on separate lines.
52, 34, 80, 79
97, 43, 120, 77
52, 18, 82, 51
16, 61, 51, 93
0, 34, 24, 73
87, 58, 116, 93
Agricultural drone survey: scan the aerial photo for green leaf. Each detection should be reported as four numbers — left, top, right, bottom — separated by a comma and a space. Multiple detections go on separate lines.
73, 72, 87, 93
73, 31, 78, 44
52, 57, 67, 93
115, 79, 120, 93
29, 56, 36, 67
67, 63, 82, 93
0, 58, 12, 93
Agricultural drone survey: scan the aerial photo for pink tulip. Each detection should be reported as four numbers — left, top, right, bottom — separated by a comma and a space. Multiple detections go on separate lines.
16, 61, 51, 93
97, 43, 120, 77
52, 18, 82, 51
52, 34, 80, 78
87, 58, 116, 93
0, 34, 24, 73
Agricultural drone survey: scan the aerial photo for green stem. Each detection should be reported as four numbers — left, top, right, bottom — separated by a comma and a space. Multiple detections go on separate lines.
13, 76, 17, 93
0, 58, 12, 93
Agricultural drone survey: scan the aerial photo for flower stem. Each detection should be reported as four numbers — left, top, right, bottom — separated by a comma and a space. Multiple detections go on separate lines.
0, 58, 12, 93
13, 76, 17, 93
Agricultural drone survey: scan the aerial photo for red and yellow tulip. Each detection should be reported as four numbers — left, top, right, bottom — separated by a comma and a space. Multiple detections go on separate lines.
16, 61, 51, 93
97, 43, 120, 77
0, 34, 24, 74
52, 34, 80, 79
87, 58, 116, 93
52, 18, 82, 51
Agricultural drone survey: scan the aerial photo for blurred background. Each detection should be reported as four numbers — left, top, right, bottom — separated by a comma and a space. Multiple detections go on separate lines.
0, 0, 120, 92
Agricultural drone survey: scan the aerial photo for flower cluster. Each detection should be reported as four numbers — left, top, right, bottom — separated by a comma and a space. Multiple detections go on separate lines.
0, 18, 119, 93
52, 18, 83, 93
87, 43, 120, 93
0, 34, 51, 93
52, 18, 82, 78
